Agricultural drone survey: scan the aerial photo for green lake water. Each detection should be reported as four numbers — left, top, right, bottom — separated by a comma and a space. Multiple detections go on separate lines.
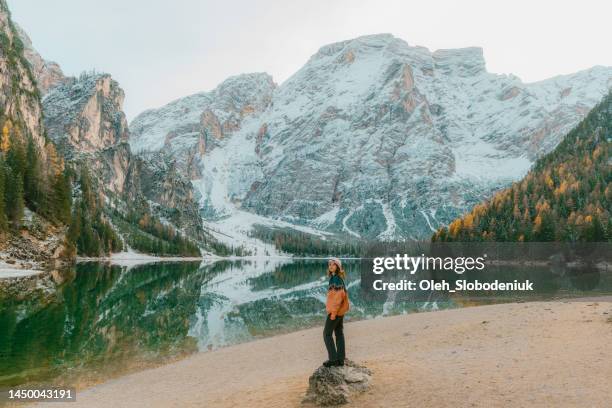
0, 259, 610, 388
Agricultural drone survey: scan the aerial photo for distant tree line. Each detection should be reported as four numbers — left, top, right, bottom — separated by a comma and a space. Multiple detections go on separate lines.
203, 238, 251, 257
250, 224, 364, 256
120, 209, 200, 256
433, 92, 612, 243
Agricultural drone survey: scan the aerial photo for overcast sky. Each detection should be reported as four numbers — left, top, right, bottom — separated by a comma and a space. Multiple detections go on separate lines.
7, 0, 612, 120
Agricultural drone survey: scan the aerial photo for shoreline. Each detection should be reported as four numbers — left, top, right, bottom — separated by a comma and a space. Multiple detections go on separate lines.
36, 296, 612, 408
3, 252, 609, 281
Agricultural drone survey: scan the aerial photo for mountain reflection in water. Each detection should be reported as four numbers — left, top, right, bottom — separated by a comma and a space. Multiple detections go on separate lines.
1, 258, 610, 387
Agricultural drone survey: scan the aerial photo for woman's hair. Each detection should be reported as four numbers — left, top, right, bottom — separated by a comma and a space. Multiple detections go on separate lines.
327, 261, 346, 279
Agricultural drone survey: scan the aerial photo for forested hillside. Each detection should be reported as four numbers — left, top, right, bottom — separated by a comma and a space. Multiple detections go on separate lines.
433, 92, 612, 242
0, 1, 202, 260
0, 122, 71, 232
0, 0, 71, 238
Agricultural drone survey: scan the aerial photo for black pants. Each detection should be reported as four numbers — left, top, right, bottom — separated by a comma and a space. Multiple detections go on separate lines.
323, 314, 345, 362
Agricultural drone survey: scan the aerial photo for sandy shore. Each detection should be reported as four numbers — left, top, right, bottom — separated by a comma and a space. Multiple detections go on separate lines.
41, 298, 612, 408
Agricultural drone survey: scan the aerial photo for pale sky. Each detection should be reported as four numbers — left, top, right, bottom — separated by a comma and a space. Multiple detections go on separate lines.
7, 0, 612, 120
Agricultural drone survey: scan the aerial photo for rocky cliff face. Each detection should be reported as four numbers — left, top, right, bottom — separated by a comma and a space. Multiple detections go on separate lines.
41, 73, 205, 239
126, 151, 204, 238
8, 10, 207, 250
14, 22, 66, 94
129, 34, 612, 240
129, 73, 276, 243
43, 73, 131, 197
43, 74, 207, 238
130, 73, 275, 180
0, 1, 46, 153
0, 1, 70, 268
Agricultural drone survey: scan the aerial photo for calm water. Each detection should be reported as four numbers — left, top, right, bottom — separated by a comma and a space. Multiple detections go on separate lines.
0, 259, 610, 388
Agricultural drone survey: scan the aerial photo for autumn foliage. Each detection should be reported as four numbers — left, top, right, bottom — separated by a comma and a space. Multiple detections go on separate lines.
433, 92, 612, 242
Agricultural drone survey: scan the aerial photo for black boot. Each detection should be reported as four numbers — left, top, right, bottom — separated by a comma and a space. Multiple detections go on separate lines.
323, 360, 334, 368
332, 360, 345, 367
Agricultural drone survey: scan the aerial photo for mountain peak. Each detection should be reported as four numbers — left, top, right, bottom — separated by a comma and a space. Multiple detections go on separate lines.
217, 72, 274, 85
43, 71, 128, 154
214, 72, 276, 96
129, 72, 275, 154
349, 33, 399, 46
312, 33, 405, 59
308, 34, 487, 78
432, 47, 486, 75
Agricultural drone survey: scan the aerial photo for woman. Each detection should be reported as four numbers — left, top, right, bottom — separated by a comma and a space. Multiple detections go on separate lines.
323, 257, 350, 367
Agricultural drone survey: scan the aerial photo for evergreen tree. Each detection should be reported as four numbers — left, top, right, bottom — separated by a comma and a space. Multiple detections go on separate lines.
433, 91, 612, 243
51, 168, 72, 224
23, 137, 41, 211
584, 215, 606, 241
0, 159, 7, 231
4, 165, 24, 229
5, 137, 25, 178
67, 165, 123, 256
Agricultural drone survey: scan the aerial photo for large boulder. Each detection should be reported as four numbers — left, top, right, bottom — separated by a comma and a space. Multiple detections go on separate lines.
303, 360, 372, 406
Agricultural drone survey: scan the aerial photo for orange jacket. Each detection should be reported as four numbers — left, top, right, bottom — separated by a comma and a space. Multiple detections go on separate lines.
326, 275, 350, 319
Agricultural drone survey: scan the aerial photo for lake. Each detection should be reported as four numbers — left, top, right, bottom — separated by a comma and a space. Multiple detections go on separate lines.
1, 259, 610, 388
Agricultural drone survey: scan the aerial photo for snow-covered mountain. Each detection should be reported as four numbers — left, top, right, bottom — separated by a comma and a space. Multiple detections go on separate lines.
130, 34, 612, 241
41, 73, 208, 243
43, 73, 139, 202
130, 73, 275, 180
